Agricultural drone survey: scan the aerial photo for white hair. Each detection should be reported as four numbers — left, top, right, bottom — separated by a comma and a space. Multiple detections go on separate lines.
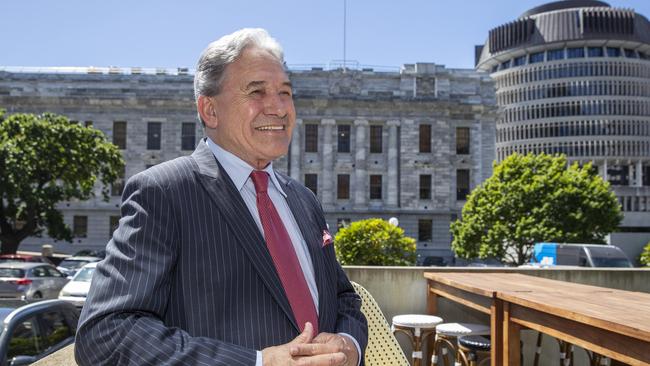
194, 28, 284, 102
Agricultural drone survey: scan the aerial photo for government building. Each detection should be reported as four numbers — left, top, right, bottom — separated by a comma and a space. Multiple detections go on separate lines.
475, 0, 650, 257
0, 63, 496, 261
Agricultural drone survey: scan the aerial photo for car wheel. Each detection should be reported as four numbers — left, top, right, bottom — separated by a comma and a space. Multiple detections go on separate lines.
32, 292, 42, 299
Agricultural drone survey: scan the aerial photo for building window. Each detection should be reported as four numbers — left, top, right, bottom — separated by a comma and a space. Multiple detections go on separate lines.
567, 47, 585, 58
500, 60, 510, 70
369, 175, 382, 199
370, 125, 382, 153
420, 175, 432, 199
181, 122, 196, 150
624, 48, 637, 58
513, 56, 526, 67
457, 169, 470, 201
643, 166, 650, 186
84, 120, 93, 128
111, 166, 125, 197
337, 174, 350, 199
529, 52, 544, 64
109, 216, 120, 238
418, 219, 432, 242
606, 47, 621, 57
456, 127, 470, 155
588, 47, 604, 57
113, 121, 127, 149
337, 125, 351, 153
419, 124, 431, 153
304, 174, 317, 195
147, 122, 161, 150
305, 124, 318, 152
547, 48, 564, 61
73, 216, 88, 238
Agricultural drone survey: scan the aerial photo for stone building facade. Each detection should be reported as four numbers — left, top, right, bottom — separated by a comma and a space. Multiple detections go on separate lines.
475, 0, 650, 258
0, 63, 496, 261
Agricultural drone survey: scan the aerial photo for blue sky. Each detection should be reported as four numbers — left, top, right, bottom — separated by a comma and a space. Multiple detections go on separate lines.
2, 0, 649, 70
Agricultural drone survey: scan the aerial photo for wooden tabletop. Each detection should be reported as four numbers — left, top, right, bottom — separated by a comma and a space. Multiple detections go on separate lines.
423, 272, 650, 340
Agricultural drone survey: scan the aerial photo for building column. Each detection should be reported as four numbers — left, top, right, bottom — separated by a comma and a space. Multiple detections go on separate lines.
290, 118, 302, 180
637, 160, 643, 187
602, 159, 608, 182
354, 119, 368, 208
386, 120, 400, 207
321, 119, 336, 207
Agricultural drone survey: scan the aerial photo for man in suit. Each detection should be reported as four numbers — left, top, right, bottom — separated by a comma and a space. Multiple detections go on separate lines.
74, 28, 367, 366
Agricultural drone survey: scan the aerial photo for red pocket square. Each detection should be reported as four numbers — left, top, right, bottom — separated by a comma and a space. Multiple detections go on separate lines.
322, 230, 333, 247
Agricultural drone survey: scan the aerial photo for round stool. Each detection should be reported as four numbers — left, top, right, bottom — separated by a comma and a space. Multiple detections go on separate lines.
431, 323, 490, 366
392, 314, 443, 366
457, 335, 491, 366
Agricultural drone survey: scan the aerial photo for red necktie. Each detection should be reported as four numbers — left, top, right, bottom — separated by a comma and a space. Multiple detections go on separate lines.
250, 170, 319, 334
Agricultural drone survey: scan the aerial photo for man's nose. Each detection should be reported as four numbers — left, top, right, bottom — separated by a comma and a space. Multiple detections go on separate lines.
263, 93, 289, 117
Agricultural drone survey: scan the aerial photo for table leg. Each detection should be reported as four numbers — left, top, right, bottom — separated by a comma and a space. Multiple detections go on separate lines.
503, 302, 521, 366
427, 282, 438, 315
490, 298, 504, 366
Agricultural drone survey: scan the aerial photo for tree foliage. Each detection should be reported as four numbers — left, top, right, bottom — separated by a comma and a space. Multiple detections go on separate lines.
0, 110, 124, 253
639, 241, 650, 267
451, 153, 622, 265
334, 218, 416, 266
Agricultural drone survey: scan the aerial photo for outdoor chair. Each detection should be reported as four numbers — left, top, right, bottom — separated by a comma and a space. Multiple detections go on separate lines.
350, 281, 410, 366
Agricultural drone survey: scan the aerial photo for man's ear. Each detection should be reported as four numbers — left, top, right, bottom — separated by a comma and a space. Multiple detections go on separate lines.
197, 95, 218, 129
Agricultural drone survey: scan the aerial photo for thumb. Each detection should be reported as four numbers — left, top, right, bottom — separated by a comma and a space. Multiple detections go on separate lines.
290, 322, 314, 345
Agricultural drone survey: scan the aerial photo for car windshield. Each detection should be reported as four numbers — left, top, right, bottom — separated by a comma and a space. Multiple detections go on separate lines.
59, 259, 90, 269
73, 267, 95, 282
0, 268, 25, 278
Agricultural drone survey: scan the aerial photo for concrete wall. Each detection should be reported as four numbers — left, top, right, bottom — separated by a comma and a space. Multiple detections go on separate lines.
344, 266, 650, 366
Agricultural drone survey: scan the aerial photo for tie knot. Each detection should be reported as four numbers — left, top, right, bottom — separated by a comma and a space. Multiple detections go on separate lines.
250, 170, 269, 194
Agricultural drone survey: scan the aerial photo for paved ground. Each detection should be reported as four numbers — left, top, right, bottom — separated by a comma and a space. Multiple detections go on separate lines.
32, 344, 77, 366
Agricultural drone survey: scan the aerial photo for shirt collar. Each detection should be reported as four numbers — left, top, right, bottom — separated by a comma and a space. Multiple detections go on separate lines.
205, 138, 287, 197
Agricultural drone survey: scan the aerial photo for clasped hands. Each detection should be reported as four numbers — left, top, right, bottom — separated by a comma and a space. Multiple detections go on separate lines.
262, 322, 358, 366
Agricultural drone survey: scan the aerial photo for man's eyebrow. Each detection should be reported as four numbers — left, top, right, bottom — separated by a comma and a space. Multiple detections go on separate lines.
244, 80, 293, 90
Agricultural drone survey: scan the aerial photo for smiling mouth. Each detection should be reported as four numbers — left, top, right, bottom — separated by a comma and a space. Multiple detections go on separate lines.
255, 125, 285, 131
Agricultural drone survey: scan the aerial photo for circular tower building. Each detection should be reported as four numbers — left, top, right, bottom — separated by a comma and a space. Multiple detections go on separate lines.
476, 0, 650, 243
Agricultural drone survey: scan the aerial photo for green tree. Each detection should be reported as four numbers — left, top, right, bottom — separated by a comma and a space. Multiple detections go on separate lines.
639, 241, 650, 267
451, 153, 622, 265
0, 110, 124, 254
334, 218, 416, 266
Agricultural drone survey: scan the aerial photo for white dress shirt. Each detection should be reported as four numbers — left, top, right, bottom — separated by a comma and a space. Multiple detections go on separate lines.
206, 138, 360, 366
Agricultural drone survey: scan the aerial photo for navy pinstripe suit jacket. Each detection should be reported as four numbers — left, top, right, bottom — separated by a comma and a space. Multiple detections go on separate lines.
74, 140, 367, 365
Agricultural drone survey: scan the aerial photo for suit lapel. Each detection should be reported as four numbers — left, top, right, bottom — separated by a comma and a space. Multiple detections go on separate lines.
191, 141, 298, 331
278, 174, 329, 323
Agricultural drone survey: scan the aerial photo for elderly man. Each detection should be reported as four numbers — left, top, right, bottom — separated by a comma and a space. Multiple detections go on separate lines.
74, 28, 367, 366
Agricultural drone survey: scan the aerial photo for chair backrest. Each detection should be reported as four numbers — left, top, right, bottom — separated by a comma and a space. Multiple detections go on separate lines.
351, 281, 410, 366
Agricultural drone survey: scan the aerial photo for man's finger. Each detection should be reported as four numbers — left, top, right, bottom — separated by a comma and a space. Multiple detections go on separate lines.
295, 352, 347, 366
290, 342, 342, 357
295, 322, 314, 344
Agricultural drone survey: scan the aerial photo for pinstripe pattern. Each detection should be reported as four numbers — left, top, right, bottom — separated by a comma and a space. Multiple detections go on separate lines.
74, 138, 367, 366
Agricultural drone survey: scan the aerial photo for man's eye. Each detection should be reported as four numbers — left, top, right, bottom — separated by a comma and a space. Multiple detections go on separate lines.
250, 90, 263, 95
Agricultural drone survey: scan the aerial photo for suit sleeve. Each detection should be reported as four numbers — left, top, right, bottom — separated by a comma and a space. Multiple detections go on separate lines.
310, 193, 368, 363
74, 172, 257, 366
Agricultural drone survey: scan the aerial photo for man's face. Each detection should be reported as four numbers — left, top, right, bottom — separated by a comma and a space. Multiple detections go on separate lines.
210, 47, 295, 169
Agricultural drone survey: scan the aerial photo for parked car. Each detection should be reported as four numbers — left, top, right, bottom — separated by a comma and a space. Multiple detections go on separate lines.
56, 256, 101, 278
58, 262, 97, 308
531, 243, 634, 268
0, 299, 79, 365
0, 255, 52, 265
72, 249, 106, 259
0, 263, 69, 300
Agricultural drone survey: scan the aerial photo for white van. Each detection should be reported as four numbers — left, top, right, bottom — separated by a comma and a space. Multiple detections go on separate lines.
532, 243, 633, 268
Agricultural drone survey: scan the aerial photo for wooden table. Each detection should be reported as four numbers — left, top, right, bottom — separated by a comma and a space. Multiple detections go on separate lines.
424, 272, 650, 366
